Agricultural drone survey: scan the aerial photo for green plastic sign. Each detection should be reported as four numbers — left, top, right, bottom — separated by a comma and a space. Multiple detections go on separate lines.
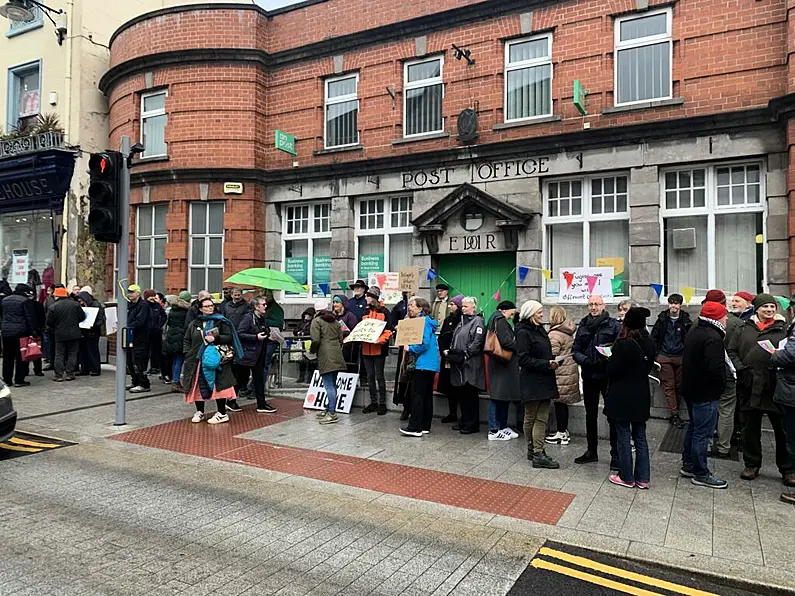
358, 254, 384, 279
275, 130, 297, 155
313, 256, 332, 284
285, 257, 308, 285
573, 80, 587, 116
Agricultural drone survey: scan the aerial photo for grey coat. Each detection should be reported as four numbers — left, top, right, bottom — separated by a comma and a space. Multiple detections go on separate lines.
486, 313, 519, 401
450, 313, 486, 390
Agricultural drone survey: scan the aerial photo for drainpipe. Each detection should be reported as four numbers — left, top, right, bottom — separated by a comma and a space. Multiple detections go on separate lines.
60, 0, 75, 285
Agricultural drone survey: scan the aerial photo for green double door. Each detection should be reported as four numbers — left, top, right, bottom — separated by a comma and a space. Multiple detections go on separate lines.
437, 252, 516, 319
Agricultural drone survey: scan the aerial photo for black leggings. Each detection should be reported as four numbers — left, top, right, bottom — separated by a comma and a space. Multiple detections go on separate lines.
555, 402, 569, 433
195, 399, 226, 415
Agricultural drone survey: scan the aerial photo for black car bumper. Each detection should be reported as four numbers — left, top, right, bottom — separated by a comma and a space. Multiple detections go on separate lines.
0, 396, 17, 444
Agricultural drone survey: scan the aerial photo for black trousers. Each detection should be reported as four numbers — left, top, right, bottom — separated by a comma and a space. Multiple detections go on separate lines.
407, 370, 435, 432
235, 346, 267, 409
457, 383, 481, 432
583, 377, 609, 454
742, 409, 795, 473
79, 336, 101, 375
195, 399, 227, 415
54, 339, 80, 378
2, 336, 28, 385
127, 345, 150, 389
555, 402, 569, 433
362, 355, 387, 405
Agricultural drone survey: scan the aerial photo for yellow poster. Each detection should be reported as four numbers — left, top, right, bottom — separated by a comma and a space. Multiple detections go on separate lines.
595, 257, 625, 277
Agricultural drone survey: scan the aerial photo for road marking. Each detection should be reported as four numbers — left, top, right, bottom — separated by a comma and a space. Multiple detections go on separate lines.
532, 559, 664, 595
8, 437, 61, 449
538, 547, 719, 596
0, 443, 42, 453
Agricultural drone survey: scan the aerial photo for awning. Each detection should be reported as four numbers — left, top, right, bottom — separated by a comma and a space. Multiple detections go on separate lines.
0, 149, 77, 215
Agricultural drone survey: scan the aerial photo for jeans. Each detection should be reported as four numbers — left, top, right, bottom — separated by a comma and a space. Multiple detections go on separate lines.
657, 354, 683, 415
362, 355, 387, 404
523, 400, 551, 453
741, 410, 795, 474
714, 381, 736, 454
488, 400, 509, 432
54, 339, 80, 378
172, 353, 185, 385
321, 371, 339, 413
583, 377, 609, 453
613, 421, 650, 484
247, 341, 278, 393
407, 370, 435, 432
682, 400, 719, 478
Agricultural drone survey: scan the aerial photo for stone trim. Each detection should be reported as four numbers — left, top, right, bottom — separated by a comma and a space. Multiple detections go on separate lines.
392, 132, 451, 146
313, 145, 364, 156
602, 97, 685, 115
492, 115, 562, 131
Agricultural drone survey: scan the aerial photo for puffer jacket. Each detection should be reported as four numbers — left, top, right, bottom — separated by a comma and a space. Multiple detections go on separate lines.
1, 291, 35, 338
310, 310, 346, 374
772, 321, 795, 409
407, 315, 440, 373
450, 313, 486, 390
164, 299, 190, 355
549, 319, 580, 404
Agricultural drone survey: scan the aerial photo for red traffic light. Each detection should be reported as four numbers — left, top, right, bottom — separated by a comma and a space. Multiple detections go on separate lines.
88, 153, 114, 178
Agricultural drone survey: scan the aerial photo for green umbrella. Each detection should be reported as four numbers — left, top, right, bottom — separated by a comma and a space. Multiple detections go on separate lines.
225, 268, 307, 294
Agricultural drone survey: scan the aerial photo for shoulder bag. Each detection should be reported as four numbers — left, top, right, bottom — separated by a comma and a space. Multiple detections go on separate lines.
484, 322, 513, 362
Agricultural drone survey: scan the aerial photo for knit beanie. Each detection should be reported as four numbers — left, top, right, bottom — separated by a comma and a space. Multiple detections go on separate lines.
178, 291, 192, 302
752, 293, 776, 311
703, 289, 726, 304
700, 301, 728, 320
519, 300, 543, 321
450, 294, 464, 308
734, 291, 755, 303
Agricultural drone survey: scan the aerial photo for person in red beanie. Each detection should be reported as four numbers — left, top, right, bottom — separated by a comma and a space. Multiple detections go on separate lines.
732, 292, 755, 321
681, 300, 730, 489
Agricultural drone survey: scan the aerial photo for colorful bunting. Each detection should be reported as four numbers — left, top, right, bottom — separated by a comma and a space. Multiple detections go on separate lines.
649, 283, 663, 298
319, 283, 330, 296
586, 275, 599, 295
776, 296, 791, 311
492, 290, 501, 302
338, 281, 349, 292
518, 266, 530, 283
541, 270, 552, 281
562, 271, 575, 290
611, 278, 624, 295
681, 286, 695, 305
427, 268, 438, 281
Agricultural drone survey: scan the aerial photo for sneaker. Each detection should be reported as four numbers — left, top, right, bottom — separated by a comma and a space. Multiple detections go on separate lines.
207, 412, 229, 424
441, 414, 457, 424
608, 474, 635, 488
740, 467, 760, 481
691, 475, 728, 489
488, 430, 510, 441
559, 430, 570, 445
636, 482, 650, 490
399, 427, 423, 437
129, 386, 150, 394
545, 431, 564, 445
64, 375, 76, 382
421, 430, 430, 435
574, 450, 598, 464
226, 400, 243, 412
191, 411, 204, 423
362, 403, 378, 414
377, 404, 387, 416
13, 381, 30, 387
679, 466, 695, 478
319, 413, 339, 425
256, 402, 277, 414
53, 377, 64, 383
780, 492, 795, 505
532, 452, 561, 469
501, 428, 519, 440
316, 411, 328, 419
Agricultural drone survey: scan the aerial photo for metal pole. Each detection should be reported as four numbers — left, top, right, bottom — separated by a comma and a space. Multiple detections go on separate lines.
114, 136, 131, 426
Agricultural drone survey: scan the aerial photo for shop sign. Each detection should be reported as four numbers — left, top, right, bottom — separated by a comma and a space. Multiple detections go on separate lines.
223, 182, 243, 194
275, 130, 297, 155
402, 156, 552, 189
0, 177, 54, 201
285, 256, 308, 285
358, 253, 384, 279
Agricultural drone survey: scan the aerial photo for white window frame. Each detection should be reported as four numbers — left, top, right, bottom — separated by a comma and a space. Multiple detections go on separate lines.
542, 173, 631, 303
403, 56, 444, 138
504, 34, 553, 123
659, 160, 766, 301
188, 202, 225, 294
135, 204, 168, 291
614, 8, 673, 107
140, 89, 168, 158
355, 196, 413, 276
282, 202, 332, 300
324, 73, 359, 149
6, 60, 41, 130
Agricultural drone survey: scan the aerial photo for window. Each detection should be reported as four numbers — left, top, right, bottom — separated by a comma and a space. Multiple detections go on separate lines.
135, 204, 168, 292
325, 74, 359, 148
404, 57, 444, 137
356, 197, 413, 282
544, 175, 630, 299
614, 9, 672, 105
283, 202, 332, 298
140, 91, 167, 158
7, 61, 40, 130
505, 35, 553, 121
189, 202, 224, 294
7, 3, 43, 37
662, 163, 764, 296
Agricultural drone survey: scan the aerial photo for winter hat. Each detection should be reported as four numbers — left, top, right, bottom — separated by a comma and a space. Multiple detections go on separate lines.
734, 291, 755, 304
351, 279, 368, 290
80, 285, 94, 296
519, 300, 544, 321
450, 294, 464, 309
703, 289, 726, 305
366, 286, 381, 299
435, 283, 450, 291
143, 289, 157, 300
178, 291, 192, 302
496, 300, 517, 311
314, 299, 329, 312
623, 306, 651, 330
54, 287, 68, 298
700, 301, 728, 320
752, 293, 776, 311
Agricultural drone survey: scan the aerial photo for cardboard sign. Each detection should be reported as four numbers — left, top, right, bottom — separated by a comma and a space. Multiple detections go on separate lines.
367, 272, 401, 304
399, 266, 420, 295
79, 307, 99, 329
558, 267, 614, 304
395, 317, 425, 346
343, 318, 387, 344
303, 371, 359, 413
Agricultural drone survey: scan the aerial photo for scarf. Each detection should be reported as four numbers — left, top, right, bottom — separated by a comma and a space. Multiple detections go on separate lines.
194, 314, 246, 400
699, 316, 735, 380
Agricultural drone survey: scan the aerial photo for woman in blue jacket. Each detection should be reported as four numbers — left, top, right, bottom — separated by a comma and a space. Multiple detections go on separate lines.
400, 297, 440, 437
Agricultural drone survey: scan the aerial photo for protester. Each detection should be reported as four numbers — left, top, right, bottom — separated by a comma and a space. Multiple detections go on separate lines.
389, 292, 409, 329
221, 287, 233, 308
400, 297, 440, 437
681, 300, 730, 488
438, 294, 463, 424
235, 296, 277, 414
771, 318, 795, 503
294, 306, 317, 384
728, 294, 795, 483
1, 284, 36, 387
76, 289, 105, 376
126, 285, 151, 393
254, 289, 284, 393
546, 306, 579, 446
447, 296, 486, 434
331, 295, 359, 374
360, 286, 393, 415
164, 291, 191, 392
46, 286, 85, 382
616, 299, 636, 322
390, 292, 411, 420
185, 290, 211, 327
431, 283, 450, 327
29, 286, 45, 377
486, 301, 519, 441
348, 280, 369, 323
144, 289, 168, 380
732, 291, 755, 321
604, 307, 655, 488
221, 288, 249, 330
310, 299, 346, 425
183, 296, 244, 424
515, 300, 560, 469
572, 295, 621, 465
651, 293, 692, 429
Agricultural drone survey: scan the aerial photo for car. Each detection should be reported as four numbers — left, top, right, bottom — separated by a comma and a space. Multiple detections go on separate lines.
0, 386, 16, 444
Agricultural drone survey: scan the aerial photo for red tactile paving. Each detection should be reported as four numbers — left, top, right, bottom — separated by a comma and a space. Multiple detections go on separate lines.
112, 399, 574, 525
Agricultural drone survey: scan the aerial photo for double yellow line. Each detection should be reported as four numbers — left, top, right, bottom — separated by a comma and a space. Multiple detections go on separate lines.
0, 435, 63, 453
532, 547, 719, 596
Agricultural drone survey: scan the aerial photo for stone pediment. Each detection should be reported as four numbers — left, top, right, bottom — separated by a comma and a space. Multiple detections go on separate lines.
411, 183, 531, 231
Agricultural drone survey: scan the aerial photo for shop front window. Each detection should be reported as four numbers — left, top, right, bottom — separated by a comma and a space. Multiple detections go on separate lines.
356, 197, 413, 279
283, 202, 332, 298
0, 210, 55, 288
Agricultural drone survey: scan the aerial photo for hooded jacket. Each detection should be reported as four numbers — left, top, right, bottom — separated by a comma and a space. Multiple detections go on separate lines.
729, 314, 788, 412
77, 291, 106, 337
573, 311, 621, 380
1, 287, 36, 338
164, 298, 191, 355
126, 297, 151, 347
294, 307, 316, 337
331, 295, 358, 337
407, 315, 440, 373
348, 293, 368, 323
450, 313, 486, 390
46, 296, 86, 342
222, 299, 250, 330
361, 303, 393, 357
310, 310, 346, 374
549, 319, 580, 404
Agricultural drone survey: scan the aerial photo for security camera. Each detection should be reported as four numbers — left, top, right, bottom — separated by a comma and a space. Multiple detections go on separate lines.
55, 14, 67, 46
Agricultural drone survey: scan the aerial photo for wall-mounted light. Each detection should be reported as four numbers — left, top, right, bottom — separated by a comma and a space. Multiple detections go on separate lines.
452, 44, 475, 66
0, 0, 67, 45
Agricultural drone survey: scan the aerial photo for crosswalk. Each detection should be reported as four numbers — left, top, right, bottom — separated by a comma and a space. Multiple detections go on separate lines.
0, 432, 74, 459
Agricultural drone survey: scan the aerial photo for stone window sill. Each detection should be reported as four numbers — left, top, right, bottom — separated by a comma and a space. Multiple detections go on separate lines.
132, 155, 170, 166
492, 115, 562, 131
313, 144, 363, 156
602, 97, 684, 115
392, 131, 450, 145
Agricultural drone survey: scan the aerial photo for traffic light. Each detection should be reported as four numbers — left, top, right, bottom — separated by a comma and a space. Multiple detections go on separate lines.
87, 151, 123, 243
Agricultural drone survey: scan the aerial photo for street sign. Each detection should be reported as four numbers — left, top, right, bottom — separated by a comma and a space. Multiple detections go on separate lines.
223, 182, 243, 194
275, 130, 297, 155
573, 80, 587, 116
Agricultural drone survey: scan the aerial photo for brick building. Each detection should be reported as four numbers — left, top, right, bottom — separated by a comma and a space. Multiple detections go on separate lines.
101, 0, 795, 317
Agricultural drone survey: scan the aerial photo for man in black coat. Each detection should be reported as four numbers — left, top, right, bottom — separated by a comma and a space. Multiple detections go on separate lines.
650, 293, 692, 428
221, 289, 249, 330
126, 285, 151, 392
1, 283, 37, 386
46, 287, 86, 382
572, 294, 621, 465
76, 290, 106, 376
681, 301, 730, 489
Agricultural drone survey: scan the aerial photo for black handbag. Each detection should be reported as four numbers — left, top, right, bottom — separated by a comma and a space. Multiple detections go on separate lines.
446, 349, 466, 365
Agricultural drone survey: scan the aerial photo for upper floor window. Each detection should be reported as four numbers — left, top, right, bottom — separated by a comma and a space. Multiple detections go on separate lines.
614, 9, 672, 105
135, 204, 168, 292
7, 61, 40, 130
140, 90, 167, 158
404, 57, 444, 137
505, 35, 552, 122
325, 74, 359, 148
283, 203, 332, 298
189, 202, 224, 294
7, 2, 43, 37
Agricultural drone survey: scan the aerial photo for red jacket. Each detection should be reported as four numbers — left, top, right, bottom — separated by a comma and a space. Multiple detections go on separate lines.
361, 306, 393, 357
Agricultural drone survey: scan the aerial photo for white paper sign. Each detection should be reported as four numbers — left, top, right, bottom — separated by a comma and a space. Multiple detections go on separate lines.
80, 307, 99, 329
558, 267, 614, 304
104, 306, 118, 335
343, 318, 387, 344
367, 272, 401, 304
10, 250, 28, 285
303, 371, 359, 414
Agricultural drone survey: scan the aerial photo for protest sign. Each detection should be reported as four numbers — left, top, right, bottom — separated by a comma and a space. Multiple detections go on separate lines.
399, 266, 419, 295
758, 340, 776, 355
559, 267, 614, 304
343, 318, 387, 344
104, 306, 118, 335
367, 272, 401, 304
80, 307, 99, 329
303, 371, 359, 413
395, 317, 425, 346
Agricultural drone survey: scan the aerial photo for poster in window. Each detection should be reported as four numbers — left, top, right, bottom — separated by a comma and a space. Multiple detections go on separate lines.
596, 257, 625, 295
358, 253, 384, 279
367, 272, 401, 304
20, 90, 39, 118
285, 257, 308, 285
313, 256, 332, 284
558, 267, 614, 304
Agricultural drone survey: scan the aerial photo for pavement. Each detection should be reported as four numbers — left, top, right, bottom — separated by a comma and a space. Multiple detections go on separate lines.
2, 368, 795, 595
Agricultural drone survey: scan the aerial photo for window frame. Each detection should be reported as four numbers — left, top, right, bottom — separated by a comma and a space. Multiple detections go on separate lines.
6, 2, 43, 37
613, 7, 673, 107
659, 160, 766, 300
6, 59, 41, 130
324, 73, 360, 149
354, 196, 414, 277
140, 89, 168, 159
403, 56, 445, 138
135, 204, 169, 291
282, 201, 333, 301
504, 33, 554, 123
188, 201, 225, 295
542, 173, 631, 303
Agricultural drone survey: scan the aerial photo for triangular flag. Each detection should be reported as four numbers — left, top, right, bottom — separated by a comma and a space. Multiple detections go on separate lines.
518, 266, 530, 283
649, 283, 663, 298
338, 281, 349, 292
542, 270, 552, 281
586, 275, 599, 295
562, 271, 575, 290
776, 296, 791, 311
611, 278, 624, 295
303, 285, 310, 293
319, 283, 330, 296
492, 290, 501, 302
427, 268, 437, 280
680, 286, 695, 305
375, 274, 387, 289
